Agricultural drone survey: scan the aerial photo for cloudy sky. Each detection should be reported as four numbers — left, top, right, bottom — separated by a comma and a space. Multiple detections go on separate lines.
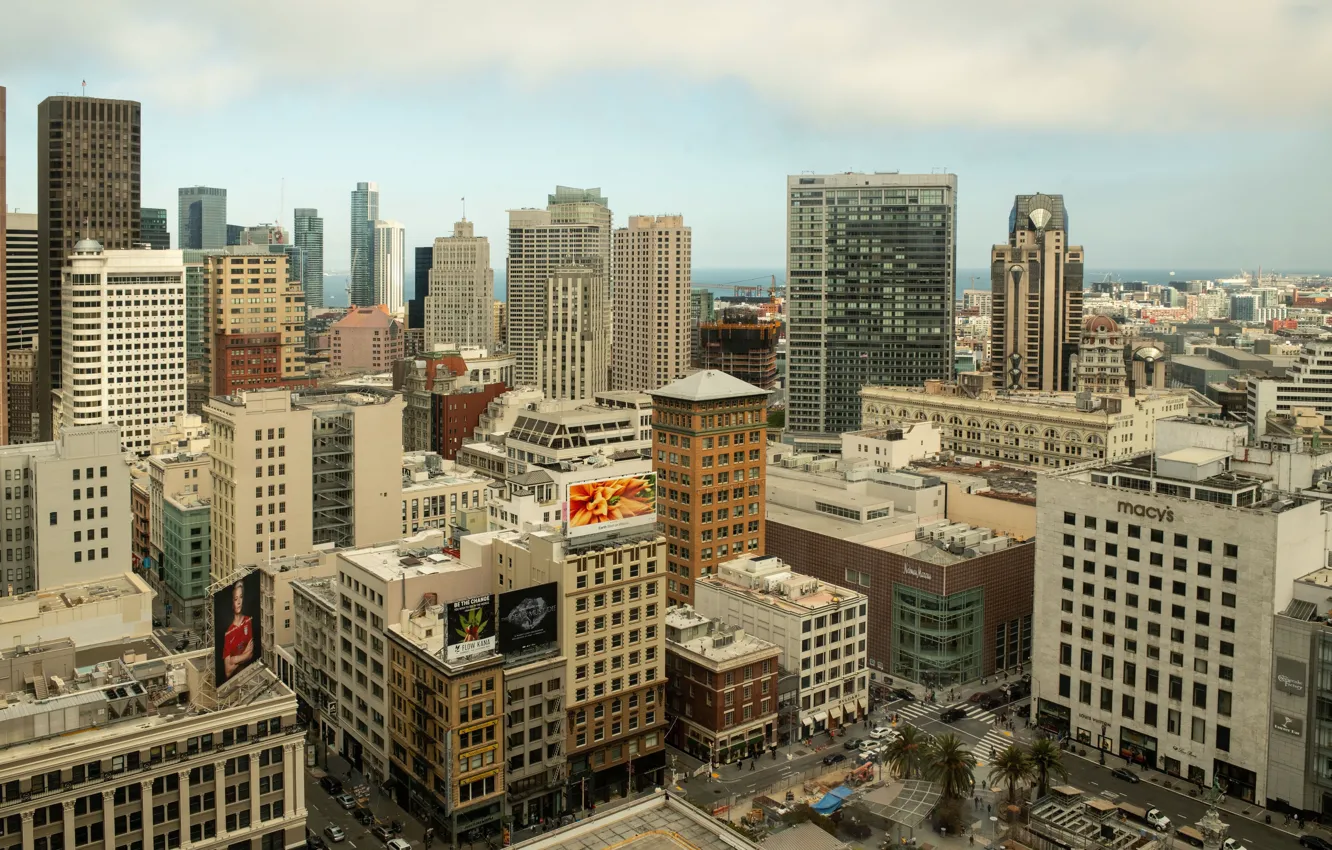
3, 0, 1332, 282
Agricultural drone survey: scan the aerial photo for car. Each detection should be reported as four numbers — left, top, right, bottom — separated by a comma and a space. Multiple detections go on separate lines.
940, 707, 968, 723
372, 826, 395, 843
334, 793, 358, 810
319, 776, 343, 795
869, 725, 894, 739
387, 840, 412, 850
890, 688, 915, 701
306, 834, 326, 850
323, 826, 346, 844
1145, 809, 1171, 831
1222, 840, 1250, 850
979, 696, 1003, 710
1110, 767, 1140, 784
843, 738, 863, 750
354, 808, 374, 825
822, 753, 847, 766
1300, 837, 1332, 850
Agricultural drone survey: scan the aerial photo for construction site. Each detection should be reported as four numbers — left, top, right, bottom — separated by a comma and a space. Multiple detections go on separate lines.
695, 307, 782, 390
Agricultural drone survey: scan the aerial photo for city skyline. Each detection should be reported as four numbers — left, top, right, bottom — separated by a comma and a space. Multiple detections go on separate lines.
2, 2, 1331, 279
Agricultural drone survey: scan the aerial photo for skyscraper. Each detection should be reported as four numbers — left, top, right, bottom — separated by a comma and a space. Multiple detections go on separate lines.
37, 96, 142, 441
612, 215, 691, 391
140, 206, 170, 249
294, 207, 324, 307
507, 187, 612, 395
201, 248, 308, 395
226, 223, 242, 246
349, 181, 379, 306
989, 193, 1084, 392
177, 186, 227, 249
784, 173, 957, 450
1, 85, 7, 445
424, 220, 493, 349
4, 213, 40, 350
409, 245, 432, 330
372, 219, 405, 314
55, 240, 187, 454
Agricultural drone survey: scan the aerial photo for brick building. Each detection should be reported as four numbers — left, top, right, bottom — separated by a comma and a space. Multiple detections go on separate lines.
665, 606, 780, 764
331, 305, 404, 372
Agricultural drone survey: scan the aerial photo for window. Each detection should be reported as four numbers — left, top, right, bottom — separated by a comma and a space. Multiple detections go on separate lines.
1222, 567, 1237, 583
1192, 682, 1207, 708
1064, 512, 1076, 525
1223, 543, 1239, 558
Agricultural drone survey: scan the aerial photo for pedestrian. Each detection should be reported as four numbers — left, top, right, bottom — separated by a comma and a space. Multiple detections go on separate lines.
750, 761, 755, 772
987, 803, 992, 814
969, 836, 975, 846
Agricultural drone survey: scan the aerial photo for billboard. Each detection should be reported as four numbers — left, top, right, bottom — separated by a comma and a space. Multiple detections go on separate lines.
445, 595, 496, 662
498, 583, 559, 655
565, 473, 657, 540
214, 571, 263, 689
1275, 657, 1308, 696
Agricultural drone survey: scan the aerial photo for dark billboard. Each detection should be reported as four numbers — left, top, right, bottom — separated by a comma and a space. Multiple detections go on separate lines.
214, 571, 263, 688
445, 595, 496, 662
498, 582, 559, 655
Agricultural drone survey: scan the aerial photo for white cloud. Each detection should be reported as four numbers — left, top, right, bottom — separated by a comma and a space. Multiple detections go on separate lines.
5, 0, 1332, 129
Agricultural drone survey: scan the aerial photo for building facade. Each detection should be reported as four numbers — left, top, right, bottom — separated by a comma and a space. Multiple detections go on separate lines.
141, 207, 171, 250
664, 607, 781, 764
785, 173, 957, 447
861, 382, 1196, 471
1248, 340, 1332, 436
56, 241, 187, 453
178, 186, 227, 250
38, 97, 143, 440
502, 651, 567, 827
291, 576, 340, 763
5, 347, 38, 445
350, 182, 380, 307
201, 248, 308, 395
330, 306, 404, 372
372, 220, 406, 316
425, 220, 495, 351
650, 370, 770, 607
4, 212, 38, 353
0, 426, 129, 594
536, 267, 609, 401
148, 450, 212, 625
1031, 448, 1322, 805
294, 208, 324, 308
990, 193, 1084, 393
611, 215, 691, 392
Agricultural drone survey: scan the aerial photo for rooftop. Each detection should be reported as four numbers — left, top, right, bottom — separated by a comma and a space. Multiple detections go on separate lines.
701, 555, 864, 614
511, 790, 760, 850
0, 573, 151, 620
332, 305, 397, 330
292, 575, 339, 608
338, 531, 474, 581
651, 370, 770, 403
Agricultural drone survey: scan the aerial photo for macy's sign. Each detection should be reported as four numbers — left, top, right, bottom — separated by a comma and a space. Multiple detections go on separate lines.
1117, 501, 1174, 522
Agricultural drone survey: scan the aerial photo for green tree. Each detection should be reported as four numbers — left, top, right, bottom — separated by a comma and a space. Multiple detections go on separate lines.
991, 745, 1035, 804
925, 734, 976, 803
884, 725, 928, 780
1028, 737, 1069, 798
767, 409, 785, 429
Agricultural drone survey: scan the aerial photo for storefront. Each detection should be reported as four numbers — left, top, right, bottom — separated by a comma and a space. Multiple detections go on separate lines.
891, 585, 986, 687
1118, 728, 1158, 769
1035, 699, 1070, 738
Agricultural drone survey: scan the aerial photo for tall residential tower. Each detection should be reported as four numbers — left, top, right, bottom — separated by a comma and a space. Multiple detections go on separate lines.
350, 181, 379, 306
177, 185, 227, 249
784, 173, 957, 451
372, 219, 405, 315
37, 96, 143, 440
294, 207, 325, 307
612, 215, 691, 392
424, 220, 493, 349
990, 193, 1084, 392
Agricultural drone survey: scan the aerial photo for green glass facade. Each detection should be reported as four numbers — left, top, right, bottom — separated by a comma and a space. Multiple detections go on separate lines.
891, 584, 984, 687
161, 498, 210, 622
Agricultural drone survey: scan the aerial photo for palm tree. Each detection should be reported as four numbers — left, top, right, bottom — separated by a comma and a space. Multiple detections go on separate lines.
1028, 738, 1069, 798
925, 734, 976, 803
884, 725, 928, 779
991, 745, 1036, 803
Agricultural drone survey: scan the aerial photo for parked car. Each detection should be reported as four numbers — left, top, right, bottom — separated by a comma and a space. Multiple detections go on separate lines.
889, 688, 914, 701
353, 808, 374, 825
1110, 767, 1140, 784
869, 725, 894, 739
843, 738, 863, 751
940, 706, 968, 723
319, 776, 343, 795
306, 834, 326, 850
371, 826, 395, 843
387, 840, 412, 850
334, 793, 358, 810
1299, 837, 1332, 850
1222, 839, 1250, 850
323, 826, 346, 844
822, 753, 847, 766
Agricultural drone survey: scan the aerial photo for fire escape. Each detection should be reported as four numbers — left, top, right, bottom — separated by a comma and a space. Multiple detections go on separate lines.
312, 411, 354, 547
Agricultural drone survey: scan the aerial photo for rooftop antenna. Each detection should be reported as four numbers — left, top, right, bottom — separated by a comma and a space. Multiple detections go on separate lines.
461, 196, 467, 221
81, 79, 86, 97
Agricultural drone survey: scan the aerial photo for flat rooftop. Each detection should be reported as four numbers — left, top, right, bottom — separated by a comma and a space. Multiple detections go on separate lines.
911, 459, 1038, 502
0, 573, 150, 618
292, 575, 338, 607
339, 540, 475, 581
512, 790, 759, 850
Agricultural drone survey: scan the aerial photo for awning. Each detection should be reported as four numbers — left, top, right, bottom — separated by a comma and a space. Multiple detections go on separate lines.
841, 702, 855, 719
810, 711, 829, 725
802, 716, 813, 728
857, 698, 867, 713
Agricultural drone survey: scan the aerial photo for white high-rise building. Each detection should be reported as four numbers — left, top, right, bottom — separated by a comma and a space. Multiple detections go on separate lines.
612, 215, 691, 391
56, 240, 187, 454
507, 187, 611, 394
372, 219, 405, 315
424, 220, 493, 349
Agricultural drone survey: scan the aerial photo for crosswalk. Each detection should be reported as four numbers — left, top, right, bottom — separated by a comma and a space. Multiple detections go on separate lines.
974, 726, 1017, 767
891, 700, 1001, 726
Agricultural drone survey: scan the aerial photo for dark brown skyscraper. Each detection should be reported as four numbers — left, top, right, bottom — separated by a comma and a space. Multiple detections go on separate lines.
36, 96, 141, 439
1, 85, 8, 445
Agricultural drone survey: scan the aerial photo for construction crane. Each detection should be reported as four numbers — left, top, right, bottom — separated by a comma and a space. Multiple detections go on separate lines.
689, 274, 785, 301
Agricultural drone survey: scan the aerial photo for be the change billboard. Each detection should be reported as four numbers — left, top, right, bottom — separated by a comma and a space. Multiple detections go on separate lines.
445, 595, 496, 662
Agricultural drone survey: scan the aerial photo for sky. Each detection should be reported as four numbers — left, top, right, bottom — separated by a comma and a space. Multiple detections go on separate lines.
3, 0, 1332, 279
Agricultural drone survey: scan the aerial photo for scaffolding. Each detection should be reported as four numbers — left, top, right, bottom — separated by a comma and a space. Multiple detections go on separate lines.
697, 318, 781, 389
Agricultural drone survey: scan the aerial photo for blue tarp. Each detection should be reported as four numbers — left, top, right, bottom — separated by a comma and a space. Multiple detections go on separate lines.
810, 784, 855, 814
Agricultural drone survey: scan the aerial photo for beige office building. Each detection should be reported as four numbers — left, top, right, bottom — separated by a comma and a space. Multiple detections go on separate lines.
425, 220, 494, 350
0, 640, 308, 850
612, 215, 691, 392
536, 267, 610, 401
990, 193, 1084, 392
507, 187, 611, 396
462, 527, 668, 806
861, 381, 1198, 470
201, 248, 307, 396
